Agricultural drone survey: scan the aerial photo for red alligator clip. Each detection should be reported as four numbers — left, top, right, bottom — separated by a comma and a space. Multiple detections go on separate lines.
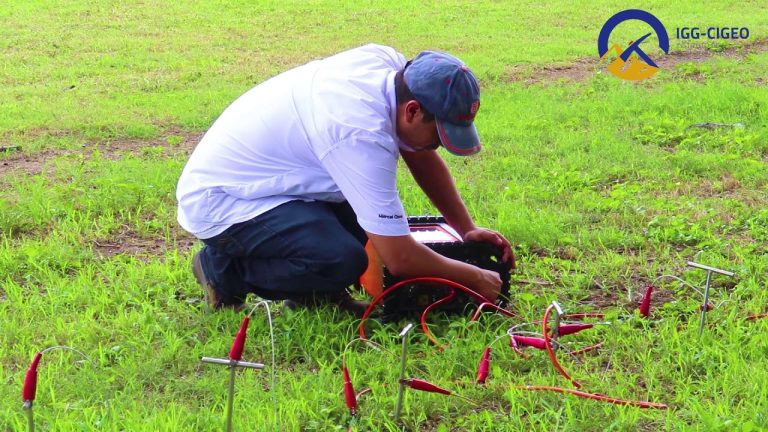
22, 352, 43, 402
228, 317, 250, 361
512, 335, 547, 350
400, 378, 451, 395
342, 366, 357, 416
558, 323, 593, 336
639, 285, 653, 318
476, 347, 491, 384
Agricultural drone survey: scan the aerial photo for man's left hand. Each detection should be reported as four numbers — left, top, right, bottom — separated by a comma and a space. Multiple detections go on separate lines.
463, 228, 515, 268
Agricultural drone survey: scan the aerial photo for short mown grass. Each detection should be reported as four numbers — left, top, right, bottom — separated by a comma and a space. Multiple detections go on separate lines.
2, 1, 768, 431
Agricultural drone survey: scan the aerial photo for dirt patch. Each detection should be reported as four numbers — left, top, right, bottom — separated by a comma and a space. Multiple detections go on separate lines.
2, 128, 203, 261
100, 127, 202, 158
529, 245, 581, 261
664, 176, 767, 203
507, 38, 768, 85
0, 127, 203, 178
582, 278, 627, 310
507, 57, 598, 84
0, 147, 77, 179
93, 224, 198, 260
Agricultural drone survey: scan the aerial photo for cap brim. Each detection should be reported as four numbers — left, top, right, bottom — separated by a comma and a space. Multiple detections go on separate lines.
436, 120, 481, 156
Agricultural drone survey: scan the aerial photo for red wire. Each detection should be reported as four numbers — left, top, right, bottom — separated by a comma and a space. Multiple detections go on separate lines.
511, 307, 667, 409
562, 313, 605, 319
509, 335, 529, 359
420, 289, 458, 349
569, 343, 603, 356
355, 277, 671, 414
515, 385, 667, 409
355, 279, 669, 412
358, 277, 492, 341
470, 301, 519, 321
543, 304, 581, 388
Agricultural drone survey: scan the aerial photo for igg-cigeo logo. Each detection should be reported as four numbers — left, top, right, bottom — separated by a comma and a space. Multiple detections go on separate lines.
597, 9, 670, 81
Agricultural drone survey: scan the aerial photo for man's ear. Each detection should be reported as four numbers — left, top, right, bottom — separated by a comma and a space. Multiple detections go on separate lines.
404, 100, 421, 123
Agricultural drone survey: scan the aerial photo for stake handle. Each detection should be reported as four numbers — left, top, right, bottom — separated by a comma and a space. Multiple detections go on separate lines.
686, 261, 735, 277
201, 357, 264, 369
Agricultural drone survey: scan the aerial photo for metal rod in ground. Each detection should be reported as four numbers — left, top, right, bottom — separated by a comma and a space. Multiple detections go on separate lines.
686, 261, 735, 339
698, 271, 713, 339
394, 323, 414, 421
23, 401, 33, 432
200, 357, 264, 432
227, 365, 236, 432
550, 301, 564, 340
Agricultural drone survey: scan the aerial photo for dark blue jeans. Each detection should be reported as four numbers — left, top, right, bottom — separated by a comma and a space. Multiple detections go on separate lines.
199, 200, 369, 303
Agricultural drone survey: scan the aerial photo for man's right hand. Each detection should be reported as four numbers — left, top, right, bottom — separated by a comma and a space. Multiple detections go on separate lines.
473, 268, 502, 302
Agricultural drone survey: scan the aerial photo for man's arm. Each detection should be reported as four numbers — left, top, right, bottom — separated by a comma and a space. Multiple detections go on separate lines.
401, 149, 514, 264
400, 149, 476, 237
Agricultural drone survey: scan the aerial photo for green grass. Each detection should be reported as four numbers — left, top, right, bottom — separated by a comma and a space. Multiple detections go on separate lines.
2, 0, 767, 141
3, 1, 768, 430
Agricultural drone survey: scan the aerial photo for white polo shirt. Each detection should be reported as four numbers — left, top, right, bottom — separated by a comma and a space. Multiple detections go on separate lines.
176, 44, 413, 239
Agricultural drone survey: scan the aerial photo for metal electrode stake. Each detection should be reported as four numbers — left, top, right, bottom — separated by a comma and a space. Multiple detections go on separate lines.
687, 261, 735, 339
698, 270, 713, 339
20, 348, 88, 432
551, 301, 564, 344
394, 323, 414, 421
227, 365, 236, 432
22, 401, 33, 432
201, 357, 265, 432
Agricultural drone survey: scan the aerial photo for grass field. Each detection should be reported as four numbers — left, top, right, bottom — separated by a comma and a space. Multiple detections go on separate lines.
2, 1, 768, 431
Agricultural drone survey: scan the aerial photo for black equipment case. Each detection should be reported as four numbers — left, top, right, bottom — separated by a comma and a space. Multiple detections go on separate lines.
369, 216, 512, 319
